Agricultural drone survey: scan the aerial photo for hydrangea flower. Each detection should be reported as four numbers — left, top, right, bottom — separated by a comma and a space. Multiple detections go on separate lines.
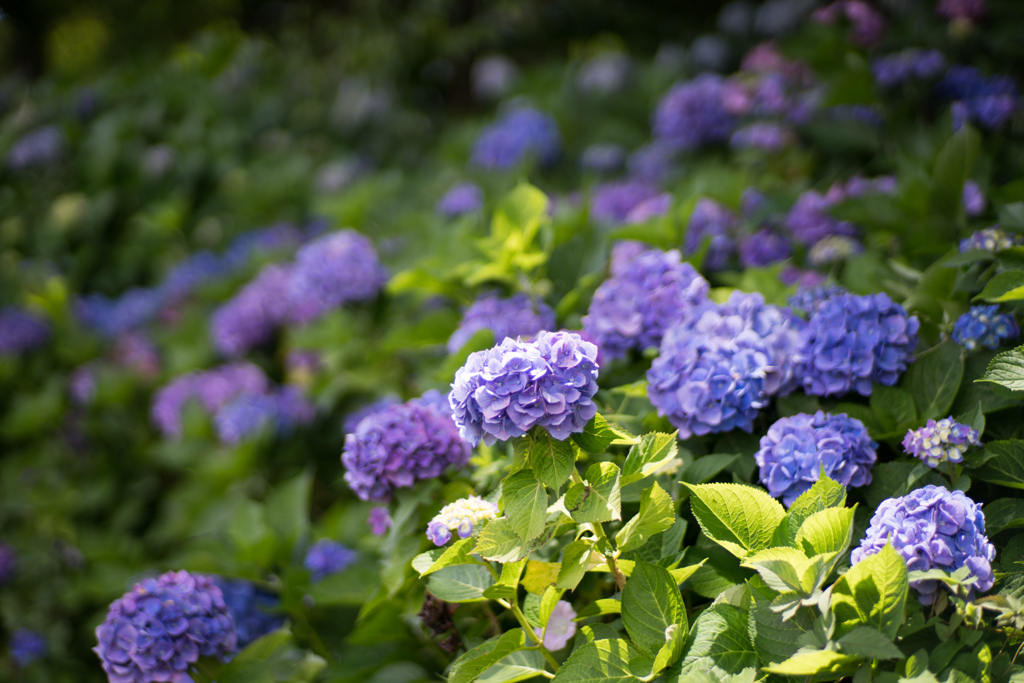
812, 0, 886, 47
808, 235, 862, 266
787, 285, 847, 315
10, 629, 47, 667
214, 387, 315, 445
113, 333, 161, 379
756, 412, 877, 506
210, 265, 294, 357
535, 601, 578, 650
625, 194, 672, 224
627, 143, 675, 184
426, 496, 499, 546
685, 198, 739, 270
76, 288, 165, 339
448, 293, 556, 354
471, 107, 561, 169
304, 540, 358, 582
342, 392, 471, 500
70, 364, 98, 406
368, 507, 393, 536
738, 229, 791, 268
952, 305, 1019, 351
959, 226, 1021, 252
873, 49, 947, 88
938, 0, 985, 21
0, 542, 15, 584
784, 187, 858, 247
287, 230, 387, 324
222, 224, 304, 270
590, 181, 662, 224
449, 331, 599, 446
903, 417, 981, 468
7, 127, 64, 169
212, 577, 283, 649
576, 53, 632, 94
471, 56, 518, 101
437, 183, 484, 217
151, 363, 270, 438
794, 292, 919, 397
653, 75, 736, 151
962, 180, 986, 217
0, 307, 50, 355
580, 143, 627, 175
779, 266, 827, 289
937, 66, 1020, 130
851, 486, 995, 604
729, 122, 795, 151
94, 570, 237, 683
582, 247, 709, 360
342, 395, 401, 435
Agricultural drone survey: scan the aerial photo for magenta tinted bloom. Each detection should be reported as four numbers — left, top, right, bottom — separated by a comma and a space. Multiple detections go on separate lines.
590, 181, 662, 224
953, 305, 1019, 351
653, 75, 736, 151
471, 107, 561, 169
685, 198, 738, 270
903, 417, 981, 468
437, 183, 484, 217
852, 486, 995, 604
304, 540, 357, 582
94, 571, 236, 683
0, 307, 50, 355
448, 293, 556, 354
287, 230, 387, 324
449, 331, 599, 446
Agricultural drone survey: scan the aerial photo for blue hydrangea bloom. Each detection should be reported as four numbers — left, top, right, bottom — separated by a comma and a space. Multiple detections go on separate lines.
756, 412, 877, 506
7, 127, 63, 169
94, 571, 237, 683
76, 288, 165, 339
808, 235, 863, 266
590, 181, 662, 224
448, 293, 556, 354
903, 417, 981, 468
211, 264, 294, 357
212, 577, 283, 649
437, 182, 484, 217
783, 187, 858, 246
426, 496, 499, 546
159, 251, 223, 303
580, 143, 627, 175
0, 542, 15, 584
959, 226, 1021, 252
10, 629, 47, 667
151, 363, 270, 438
214, 387, 315, 445
729, 122, 795, 151
653, 75, 736, 151
368, 507, 393, 536
471, 107, 561, 169
304, 540, 358, 582
449, 331, 599, 446
937, 65, 1021, 130
738, 229, 792, 268
685, 198, 739, 270
852, 486, 995, 604
0, 307, 50, 355
787, 285, 847, 315
222, 224, 303, 270
962, 180, 986, 217
342, 392, 471, 500
873, 49, 946, 88
287, 230, 387, 324
582, 246, 709, 360
952, 305, 1019, 351
625, 193, 672, 224
794, 292, 919, 397
627, 143, 675, 184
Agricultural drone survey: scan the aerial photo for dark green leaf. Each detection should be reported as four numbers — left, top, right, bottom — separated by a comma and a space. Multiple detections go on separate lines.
979, 498, 1024, 536
976, 270, 1024, 302
527, 429, 578, 490
678, 604, 756, 677
449, 629, 528, 683
616, 482, 675, 554
972, 440, 1024, 489
427, 564, 495, 603
836, 626, 904, 660
904, 340, 964, 420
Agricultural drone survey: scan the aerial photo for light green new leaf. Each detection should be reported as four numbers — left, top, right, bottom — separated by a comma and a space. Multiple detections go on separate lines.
622, 561, 687, 656
904, 340, 964, 420
776, 474, 847, 547
794, 506, 855, 558
616, 482, 675, 553
977, 345, 1024, 392
551, 639, 637, 683
741, 547, 808, 595
977, 270, 1024, 302
556, 539, 595, 590
427, 564, 494, 603
412, 538, 476, 577
831, 544, 908, 639
539, 585, 564, 627
483, 559, 527, 601
502, 469, 548, 541
622, 432, 678, 485
762, 650, 861, 676
685, 483, 786, 558
474, 518, 530, 563
565, 462, 622, 524
448, 629, 528, 683
678, 604, 757, 678
972, 440, 1024, 489
527, 429, 577, 490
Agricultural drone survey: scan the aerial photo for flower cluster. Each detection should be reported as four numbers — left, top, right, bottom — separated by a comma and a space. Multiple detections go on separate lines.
952, 305, 1019, 351
812, 0, 886, 47
449, 331, 599, 446
7, 126, 64, 170
756, 412, 877, 506
304, 540, 358, 582
872, 49, 946, 88
211, 265, 294, 356
625, 194, 672, 224
937, 0, 985, 21
808, 235, 863, 266
685, 198, 739, 270
938, 65, 1020, 130
653, 74, 737, 151
471, 107, 561, 169
590, 181, 662, 224
368, 507, 393, 536
0, 542, 15, 584
962, 180, 986, 217
851, 486, 995, 604
342, 391, 471, 500
94, 571, 237, 683
582, 246, 709, 360
783, 186, 858, 247
214, 386, 316, 445
627, 143, 674, 184
10, 629, 47, 667
0, 306, 50, 355
787, 285, 847, 315
738, 229, 791, 268
903, 417, 981, 468
959, 226, 1021, 252
448, 293, 556, 354
730, 122, 795, 151
426, 496, 499, 546
212, 577, 283, 649
794, 292, 919, 397
436, 182, 484, 217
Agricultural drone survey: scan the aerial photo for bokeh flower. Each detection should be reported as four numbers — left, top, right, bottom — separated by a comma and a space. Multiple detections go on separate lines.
0, 307, 50, 355
685, 198, 739, 270
653, 75, 736, 151
10, 629, 47, 667
448, 293, 556, 354
471, 107, 561, 169
437, 183, 484, 217
212, 577, 283, 649
304, 540, 358, 582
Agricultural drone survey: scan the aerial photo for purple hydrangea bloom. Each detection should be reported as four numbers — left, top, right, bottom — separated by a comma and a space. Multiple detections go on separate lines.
937, 66, 1021, 130
788, 285, 847, 315
94, 570, 237, 683
76, 288, 164, 339
938, 0, 986, 21
580, 143, 627, 175
852, 486, 995, 604
756, 412, 877, 506
730, 122, 795, 152
903, 417, 981, 468
343, 393, 471, 500
212, 577, 283, 649
0, 307, 50, 355
471, 56, 518, 101
625, 194, 672, 224
437, 183, 484, 217
873, 49, 947, 88
582, 247, 709, 360
449, 331, 599, 446
784, 187, 858, 247
812, 0, 886, 47
959, 226, 1021, 252
70, 364, 98, 406
151, 363, 270, 438
962, 181, 985, 217
654, 75, 736, 151
7, 127, 64, 169
10, 629, 47, 667
590, 181, 662, 224
159, 251, 223, 303
304, 540, 357, 582
222, 224, 304, 271
627, 143, 675, 184
685, 198, 739, 270
287, 230, 387, 324
952, 305, 1018, 351
368, 507, 393, 536
342, 395, 401, 434
0, 542, 15, 584
739, 229, 792, 268
448, 293, 556, 354
471, 107, 561, 169
214, 387, 315, 445
794, 292, 919, 397
779, 266, 827, 289
576, 53, 632, 95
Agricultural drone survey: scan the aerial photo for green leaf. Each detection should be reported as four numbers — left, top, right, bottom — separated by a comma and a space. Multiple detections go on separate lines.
741, 547, 808, 594
565, 462, 622, 524
496, 184, 549, 237
622, 432, 679, 485
522, 560, 561, 594
930, 126, 980, 219
904, 341, 964, 420
748, 579, 813, 664
574, 599, 622, 620
622, 561, 687, 656
971, 440, 1024, 489
412, 538, 476, 576
831, 544, 908, 639
502, 469, 548, 541
977, 345, 1024, 392
682, 454, 739, 486
763, 650, 861, 676
836, 626, 904, 660
572, 414, 636, 454
427, 564, 495, 603
678, 604, 757, 677
539, 585, 564, 627
263, 471, 312, 548
477, 650, 548, 683
794, 506, 855, 558
777, 475, 847, 547
484, 559, 527, 601
616, 482, 675, 553
556, 539, 595, 590
977, 270, 1024, 302
551, 639, 638, 683
942, 249, 995, 268
871, 386, 918, 437
978, 498, 1024, 535
685, 483, 786, 558
449, 629, 529, 683
527, 429, 578, 490
474, 518, 530, 563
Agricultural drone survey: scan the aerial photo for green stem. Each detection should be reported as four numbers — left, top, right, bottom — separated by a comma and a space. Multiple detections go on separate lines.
505, 600, 561, 672
588, 520, 626, 591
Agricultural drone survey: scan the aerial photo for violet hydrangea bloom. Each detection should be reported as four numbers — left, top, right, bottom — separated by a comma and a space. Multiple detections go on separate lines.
437, 182, 484, 217
962, 180, 986, 217
211, 265, 294, 357
756, 412, 876, 506
7, 126, 64, 170
151, 362, 270, 438
342, 395, 401, 434
288, 230, 387, 324
729, 122, 795, 152
937, 0, 986, 21
625, 193, 672, 224
0, 306, 50, 355
903, 417, 981, 468
0, 542, 16, 584
788, 285, 847, 315
685, 198, 739, 270
580, 143, 627, 175
793, 292, 919, 397
937, 66, 1021, 130
851, 486, 995, 605
627, 143, 675, 184
449, 331, 599, 446
590, 181, 662, 224
471, 107, 561, 169
214, 387, 315, 445
342, 392, 471, 500
448, 293, 556, 354
959, 226, 1021, 252
953, 305, 1019, 351
368, 507, 393, 536
10, 629, 47, 667
94, 571, 237, 683
582, 247, 709, 361
653, 75, 737, 151
304, 540, 357, 582
784, 187, 858, 247
738, 229, 791, 268
426, 496, 499, 546
212, 577, 283, 649
76, 288, 165, 339
873, 49, 947, 88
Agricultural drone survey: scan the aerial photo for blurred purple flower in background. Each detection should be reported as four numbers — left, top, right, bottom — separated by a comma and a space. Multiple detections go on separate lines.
448, 292, 556, 354
685, 198, 739, 270
437, 182, 484, 217
471, 106, 561, 169
653, 75, 737, 151
8, 127, 64, 170
0, 307, 50, 355
10, 629, 47, 667
739, 229, 791, 268
590, 181, 662, 224
304, 540, 357, 582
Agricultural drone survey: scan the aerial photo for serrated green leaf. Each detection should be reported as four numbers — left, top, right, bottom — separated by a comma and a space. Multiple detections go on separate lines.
502, 469, 548, 541
449, 630, 528, 683
477, 649, 547, 683
474, 518, 530, 563
831, 544, 908, 639
904, 340, 964, 420
622, 561, 687, 656
678, 604, 756, 678
484, 559, 527, 600
565, 462, 622, 524
427, 564, 495, 603
616, 482, 675, 554
572, 414, 636, 454
539, 585, 564, 627
836, 626, 904, 660
622, 432, 679, 485
979, 498, 1024, 535
795, 506, 855, 558
742, 547, 808, 594
527, 429, 578, 490
551, 639, 637, 683
748, 579, 813, 664
522, 561, 560, 594
972, 440, 1024, 489
763, 650, 861, 676
685, 483, 785, 558
776, 474, 847, 547
977, 270, 1024, 302
871, 386, 918, 437
556, 539, 595, 590
412, 538, 476, 576
977, 345, 1024, 392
